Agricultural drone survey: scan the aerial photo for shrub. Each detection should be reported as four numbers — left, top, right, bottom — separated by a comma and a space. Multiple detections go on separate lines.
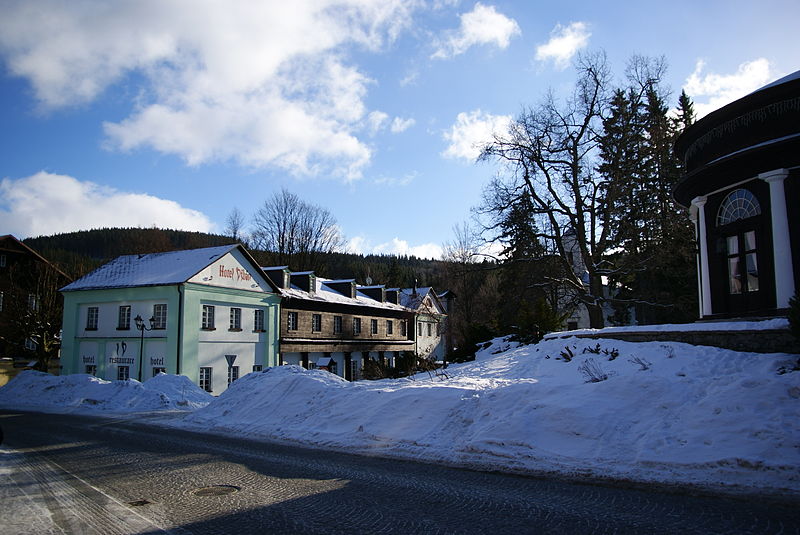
578, 358, 609, 383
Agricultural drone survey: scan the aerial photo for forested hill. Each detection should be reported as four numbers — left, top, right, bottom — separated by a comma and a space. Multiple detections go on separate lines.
23, 228, 452, 290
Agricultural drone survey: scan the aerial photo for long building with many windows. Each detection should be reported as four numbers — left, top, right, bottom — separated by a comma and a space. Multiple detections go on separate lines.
60, 244, 281, 394
263, 267, 416, 380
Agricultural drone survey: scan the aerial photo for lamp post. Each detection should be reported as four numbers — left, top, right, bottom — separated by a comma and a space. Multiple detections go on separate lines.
134, 314, 155, 382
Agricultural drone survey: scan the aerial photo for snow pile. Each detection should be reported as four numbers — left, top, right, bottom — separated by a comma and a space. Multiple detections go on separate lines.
179, 337, 800, 494
0, 371, 213, 412
544, 317, 790, 338
1, 337, 798, 495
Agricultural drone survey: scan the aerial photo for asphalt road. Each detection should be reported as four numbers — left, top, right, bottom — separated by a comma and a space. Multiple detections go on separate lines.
0, 410, 798, 535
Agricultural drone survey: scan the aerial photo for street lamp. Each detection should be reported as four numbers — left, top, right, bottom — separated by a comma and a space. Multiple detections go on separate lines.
134, 314, 155, 382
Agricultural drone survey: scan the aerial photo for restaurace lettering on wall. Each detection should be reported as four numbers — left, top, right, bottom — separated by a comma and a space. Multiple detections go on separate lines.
219, 265, 252, 281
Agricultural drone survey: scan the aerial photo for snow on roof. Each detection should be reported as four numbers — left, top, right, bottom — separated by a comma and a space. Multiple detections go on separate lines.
544, 318, 790, 339
61, 245, 239, 291
398, 287, 433, 309
281, 276, 407, 311
750, 69, 800, 94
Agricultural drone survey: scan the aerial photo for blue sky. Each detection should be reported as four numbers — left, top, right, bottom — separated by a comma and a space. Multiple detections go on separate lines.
1, 1, 797, 260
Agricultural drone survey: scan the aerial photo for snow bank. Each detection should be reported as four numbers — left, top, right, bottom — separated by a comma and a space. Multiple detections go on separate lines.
178, 338, 800, 495
1, 337, 798, 496
0, 371, 213, 413
544, 317, 789, 338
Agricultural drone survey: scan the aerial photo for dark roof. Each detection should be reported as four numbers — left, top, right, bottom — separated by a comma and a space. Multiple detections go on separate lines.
673, 70, 800, 206
0, 235, 72, 281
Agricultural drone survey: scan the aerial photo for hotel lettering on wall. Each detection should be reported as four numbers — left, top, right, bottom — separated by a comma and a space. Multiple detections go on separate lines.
108, 341, 135, 365
219, 265, 252, 282
149, 356, 165, 366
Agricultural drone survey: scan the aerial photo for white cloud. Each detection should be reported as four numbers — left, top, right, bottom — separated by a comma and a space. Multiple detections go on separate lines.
374, 171, 417, 187
348, 236, 443, 259
432, 2, 521, 59
684, 58, 775, 118
367, 111, 390, 135
535, 21, 590, 70
390, 117, 416, 133
0, 171, 214, 238
0, 1, 418, 180
442, 109, 511, 161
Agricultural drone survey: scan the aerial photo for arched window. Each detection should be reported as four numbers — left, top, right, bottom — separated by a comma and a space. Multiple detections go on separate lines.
717, 188, 761, 226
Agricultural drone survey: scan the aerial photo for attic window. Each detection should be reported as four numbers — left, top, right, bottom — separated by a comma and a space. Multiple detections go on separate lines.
717, 189, 761, 226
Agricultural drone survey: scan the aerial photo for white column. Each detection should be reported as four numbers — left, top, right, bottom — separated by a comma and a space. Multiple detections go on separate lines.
759, 168, 795, 308
692, 196, 713, 317
689, 206, 703, 318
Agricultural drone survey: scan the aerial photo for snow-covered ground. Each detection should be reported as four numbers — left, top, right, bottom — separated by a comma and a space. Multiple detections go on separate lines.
1, 336, 798, 497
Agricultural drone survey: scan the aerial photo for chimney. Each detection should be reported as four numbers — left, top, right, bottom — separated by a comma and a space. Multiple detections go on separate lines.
290, 271, 316, 294
261, 266, 290, 289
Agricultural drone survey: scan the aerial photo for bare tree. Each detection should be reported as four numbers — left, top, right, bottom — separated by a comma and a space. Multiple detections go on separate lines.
224, 207, 246, 243
251, 188, 345, 270
480, 52, 614, 328
1, 262, 65, 372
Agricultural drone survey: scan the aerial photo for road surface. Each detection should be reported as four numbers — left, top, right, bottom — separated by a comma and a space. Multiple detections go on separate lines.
1, 410, 797, 534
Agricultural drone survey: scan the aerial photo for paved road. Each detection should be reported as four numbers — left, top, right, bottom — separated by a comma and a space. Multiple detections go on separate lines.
1, 410, 798, 535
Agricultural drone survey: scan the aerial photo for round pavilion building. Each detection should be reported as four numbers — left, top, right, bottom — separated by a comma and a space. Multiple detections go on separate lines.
674, 71, 799, 319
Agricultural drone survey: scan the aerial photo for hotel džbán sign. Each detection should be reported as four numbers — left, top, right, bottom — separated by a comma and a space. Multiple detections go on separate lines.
190, 253, 263, 291
219, 264, 252, 282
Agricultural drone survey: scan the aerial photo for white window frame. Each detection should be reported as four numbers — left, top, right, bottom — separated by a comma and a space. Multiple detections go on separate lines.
353, 317, 362, 335
199, 367, 213, 392
252, 364, 263, 372
333, 316, 343, 334
311, 314, 322, 332
24, 337, 37, 351
117, 366, 130, 381
386, 320, 393, 335
253, 309, 265, 332
152, 304, 167, 329
202, 305, 215, 329
118, 305, 131, 330
85, 364, 97, 376
229, 307, 242, 331
371, 318, 378, 335
427, 323, 432, 336
86, 306, 99, 330
227, 365, 240, 386
287, 311, 298, 331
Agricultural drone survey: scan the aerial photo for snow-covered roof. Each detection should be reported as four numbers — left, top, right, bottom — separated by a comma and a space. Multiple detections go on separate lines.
281, 276, 408, 312
399, 287, 445, 315
61, 244, 266, 291
749, 69, 800, 94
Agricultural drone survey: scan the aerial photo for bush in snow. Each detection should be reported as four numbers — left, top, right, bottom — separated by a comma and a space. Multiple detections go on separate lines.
628, 355, 652, 371
578, 358, 609, 383
558, 346, 575, 362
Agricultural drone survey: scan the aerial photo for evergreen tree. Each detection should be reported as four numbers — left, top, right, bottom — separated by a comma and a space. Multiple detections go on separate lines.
597, 66, 697, 324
